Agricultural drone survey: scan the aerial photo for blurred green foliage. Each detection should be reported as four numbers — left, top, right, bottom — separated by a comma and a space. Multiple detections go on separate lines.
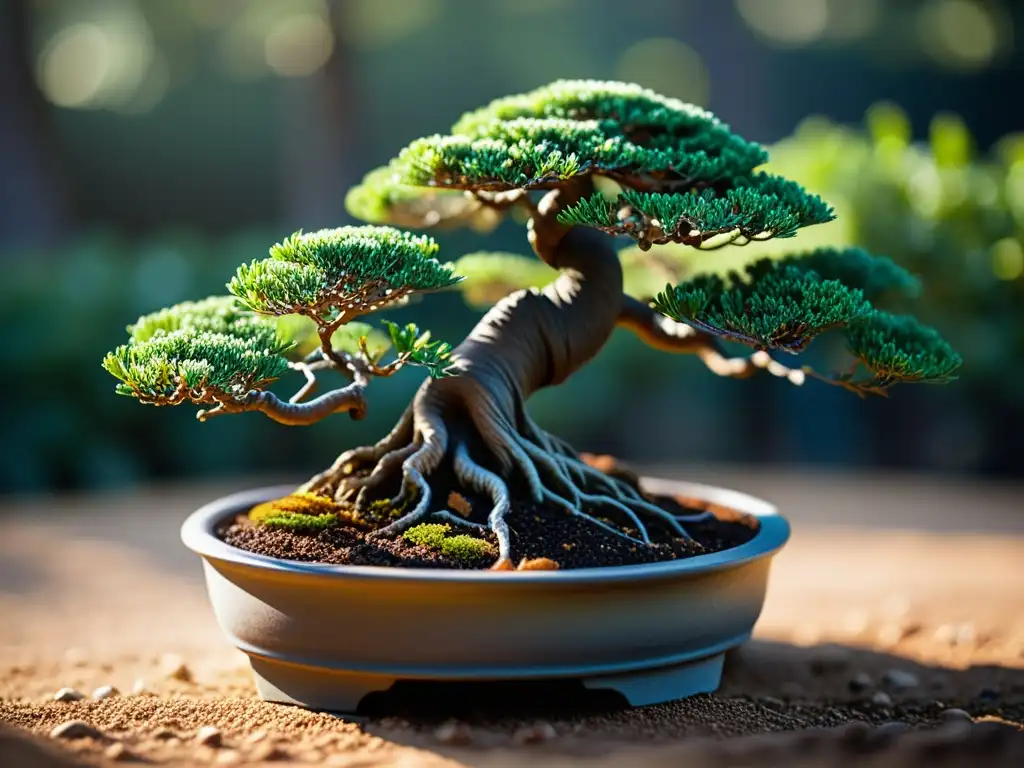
765, 105, 1024, 401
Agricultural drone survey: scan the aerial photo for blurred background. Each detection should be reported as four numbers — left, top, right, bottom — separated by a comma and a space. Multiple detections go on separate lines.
1, 0, 1022, 495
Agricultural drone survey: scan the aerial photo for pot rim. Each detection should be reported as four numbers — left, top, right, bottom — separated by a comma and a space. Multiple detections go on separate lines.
181, 477, 789, 584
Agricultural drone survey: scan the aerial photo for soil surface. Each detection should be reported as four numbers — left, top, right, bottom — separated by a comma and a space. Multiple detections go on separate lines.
2, 470, 1023, 767
221, 491, 754, 569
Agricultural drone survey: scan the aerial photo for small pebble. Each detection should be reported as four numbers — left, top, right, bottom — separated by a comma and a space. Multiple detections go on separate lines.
215, 750, 242, 765
160, 653, 194, 682
131, 678, 150, 695
50, 720, 104, 740
882, 669, 919, 691
53, 687, 85, 703
434, 721, 472, 745
941, 708, 973, 723
104, 743, 132, 762
196, 726, 223, 747
977, 686, 1000, 701
92, 685, 119, 700
512, 722, 557, 745
249, 742, 286, 761
153, 727, 178, 740
244, 730, 269, 745
871, 691, 894, 707
848, 672, 872, 693
759, 696, 785, 708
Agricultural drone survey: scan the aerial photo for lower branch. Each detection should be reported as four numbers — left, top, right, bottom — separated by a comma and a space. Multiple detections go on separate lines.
618, 295, 806, 385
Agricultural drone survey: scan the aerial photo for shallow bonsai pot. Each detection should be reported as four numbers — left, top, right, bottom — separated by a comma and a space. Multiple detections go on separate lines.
181, 477, 789, 712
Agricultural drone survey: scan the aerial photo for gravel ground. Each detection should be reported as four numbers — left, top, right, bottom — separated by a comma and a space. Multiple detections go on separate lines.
1, 471, 1022, 766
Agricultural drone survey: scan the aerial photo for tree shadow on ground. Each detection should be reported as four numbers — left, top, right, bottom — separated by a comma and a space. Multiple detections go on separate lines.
360, 639, 1023, 758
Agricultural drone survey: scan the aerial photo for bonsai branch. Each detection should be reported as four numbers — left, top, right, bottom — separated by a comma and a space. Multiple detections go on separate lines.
617, 296, 806, 385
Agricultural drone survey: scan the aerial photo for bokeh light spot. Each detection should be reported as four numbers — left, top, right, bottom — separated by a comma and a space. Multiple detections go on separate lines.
37, 23, 111, 108
340, 0, 442, 50
265, 13, 335, 77
615, 38, 709, 107
991, 238, 1024, 281
735, 0, 828, 47
917, 0, 999, 71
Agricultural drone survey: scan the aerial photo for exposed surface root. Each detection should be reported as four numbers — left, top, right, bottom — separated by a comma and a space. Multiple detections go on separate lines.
304, 391, 709, 568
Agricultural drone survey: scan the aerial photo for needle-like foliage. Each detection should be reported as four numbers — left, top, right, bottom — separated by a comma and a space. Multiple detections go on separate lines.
845, 312, 962, 386
766, 248, 921, 301
127, 295, 279, 343
653, 261, 872, 352
452, 79, 767, 172
559, 174, 835, 249
395, 117, 764, 192
102, 326, 292, 406
229, 226, 462, 320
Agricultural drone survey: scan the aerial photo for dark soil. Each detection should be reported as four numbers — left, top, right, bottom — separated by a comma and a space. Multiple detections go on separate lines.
221, 488, 758, 571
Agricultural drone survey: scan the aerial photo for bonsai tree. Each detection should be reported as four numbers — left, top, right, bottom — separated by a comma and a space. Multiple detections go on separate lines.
103, 80, 961, 570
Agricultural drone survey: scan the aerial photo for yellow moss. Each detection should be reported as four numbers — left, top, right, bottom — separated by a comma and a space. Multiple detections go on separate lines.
248, 492, 342, 531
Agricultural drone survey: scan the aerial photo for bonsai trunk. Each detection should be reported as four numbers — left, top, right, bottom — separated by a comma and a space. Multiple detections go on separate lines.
302, 213, 711, 567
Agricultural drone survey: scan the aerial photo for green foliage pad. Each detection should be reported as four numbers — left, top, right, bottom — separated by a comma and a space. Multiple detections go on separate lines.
229, 226, 461, 321
654, 259, 872, 352
559, 174, 835, 249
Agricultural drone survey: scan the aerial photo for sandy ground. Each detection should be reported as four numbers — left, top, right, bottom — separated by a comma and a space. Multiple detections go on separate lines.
1, 467, 1023, 767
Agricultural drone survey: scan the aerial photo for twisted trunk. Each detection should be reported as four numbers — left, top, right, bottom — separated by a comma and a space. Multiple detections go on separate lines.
415, 224, 623, 475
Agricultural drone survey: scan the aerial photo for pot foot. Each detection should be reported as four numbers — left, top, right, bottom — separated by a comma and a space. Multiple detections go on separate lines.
580, 652, 725, 707
249, 656, 397, 714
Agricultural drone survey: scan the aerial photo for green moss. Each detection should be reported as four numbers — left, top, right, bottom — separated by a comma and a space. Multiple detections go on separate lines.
248, 493, 343, 532
404, 522, 450, 548
403, 523, 494, 562
250, 510, 341, 531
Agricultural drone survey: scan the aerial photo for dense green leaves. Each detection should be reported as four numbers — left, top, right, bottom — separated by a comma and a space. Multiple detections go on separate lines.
228, 226, 461, 319
102, 326, 292, 405
769, 248, 920, 300
845, 312, 962, 385
652, 255, 960, 392
127, 295, 276, 343
451, 80, 767, 177
559, 173, 835, 249
395, 117, 762, 192
654, 261, 871, 352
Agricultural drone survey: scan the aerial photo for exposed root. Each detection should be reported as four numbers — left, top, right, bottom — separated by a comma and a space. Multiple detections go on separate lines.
453, 441, 513, 566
